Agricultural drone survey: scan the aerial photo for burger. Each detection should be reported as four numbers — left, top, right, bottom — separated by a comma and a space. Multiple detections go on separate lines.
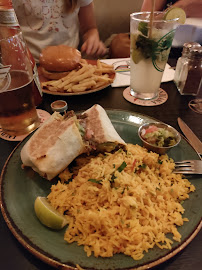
39, 45, 81, 80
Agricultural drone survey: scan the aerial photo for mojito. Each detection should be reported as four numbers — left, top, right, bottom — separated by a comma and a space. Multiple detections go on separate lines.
130, 12, 178, 100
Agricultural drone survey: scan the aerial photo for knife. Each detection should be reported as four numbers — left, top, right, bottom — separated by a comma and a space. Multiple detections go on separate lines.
177, 117, 202, 156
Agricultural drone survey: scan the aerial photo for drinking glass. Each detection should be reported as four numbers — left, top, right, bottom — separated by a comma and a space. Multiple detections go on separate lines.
0, 32, 40, 136
130, 12, 179, 100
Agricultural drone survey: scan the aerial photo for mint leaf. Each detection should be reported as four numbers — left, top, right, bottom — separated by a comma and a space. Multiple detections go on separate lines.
138, 22, 148, 36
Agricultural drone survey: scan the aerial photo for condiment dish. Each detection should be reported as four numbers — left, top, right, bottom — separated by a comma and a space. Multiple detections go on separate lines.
138, 122, 181, 155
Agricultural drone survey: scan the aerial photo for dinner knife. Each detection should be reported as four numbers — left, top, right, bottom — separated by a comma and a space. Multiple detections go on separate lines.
177, 117, 202, 156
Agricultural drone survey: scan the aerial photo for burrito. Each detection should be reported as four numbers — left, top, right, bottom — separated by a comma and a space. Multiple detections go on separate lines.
21, 104, 125, 180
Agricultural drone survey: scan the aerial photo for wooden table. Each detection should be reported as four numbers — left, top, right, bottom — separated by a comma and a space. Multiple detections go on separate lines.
0, 58, 201, 270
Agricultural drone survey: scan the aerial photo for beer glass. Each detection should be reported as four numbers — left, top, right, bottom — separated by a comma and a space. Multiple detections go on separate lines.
130, 12, 179, 100
0, 32, 40, 136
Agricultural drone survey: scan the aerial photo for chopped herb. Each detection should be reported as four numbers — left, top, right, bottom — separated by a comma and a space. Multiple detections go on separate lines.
111, 173, 117, 182
117, 161, 127, 172
170, 188, 174, 193
180, 200, 184, 205
113, 164, 116, 168
110, 174, 116, 187
109, 162, 127, 187
158, 160, 163, 164
121, 188, 125, 194
117, 149, 123, 153
138, 163, 147, 169
126, 223, 130, 228
88, 179, 102, 184
113, 187, 119, 190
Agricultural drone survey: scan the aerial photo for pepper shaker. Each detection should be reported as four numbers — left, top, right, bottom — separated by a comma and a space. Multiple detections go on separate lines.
178, 47, 202, 96
174, 42, 201, 88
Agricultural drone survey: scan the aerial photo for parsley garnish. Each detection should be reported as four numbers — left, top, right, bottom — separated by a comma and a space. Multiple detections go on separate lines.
117, 161, 127, 172
138, 163, 147, 169
88, 179, 102, 184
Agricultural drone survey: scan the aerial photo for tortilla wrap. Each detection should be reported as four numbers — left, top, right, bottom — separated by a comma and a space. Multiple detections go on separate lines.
83, 104, 125, 145
21, 112, 86, 180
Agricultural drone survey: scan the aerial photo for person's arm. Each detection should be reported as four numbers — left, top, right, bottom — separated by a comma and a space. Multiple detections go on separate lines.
78, 2, 107, 57
141, 0, 167, 11
172, 0, 202, 18
141, 0, 202, 18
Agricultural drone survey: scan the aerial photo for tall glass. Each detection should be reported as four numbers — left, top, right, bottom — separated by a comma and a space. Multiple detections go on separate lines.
0, 32, 40, 136
130, 12, 179, 100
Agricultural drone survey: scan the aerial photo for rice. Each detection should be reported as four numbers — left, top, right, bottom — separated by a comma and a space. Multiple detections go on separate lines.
47, 144, 195, 260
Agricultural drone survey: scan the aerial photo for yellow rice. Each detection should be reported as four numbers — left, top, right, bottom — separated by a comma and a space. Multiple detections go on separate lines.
47, 144, 195, 260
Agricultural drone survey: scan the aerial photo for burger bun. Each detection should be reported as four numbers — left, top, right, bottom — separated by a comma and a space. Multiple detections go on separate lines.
39, 45, 81, 73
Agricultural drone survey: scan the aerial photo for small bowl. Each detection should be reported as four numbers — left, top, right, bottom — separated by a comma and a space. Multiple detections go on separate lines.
138, 122, 181, 155
51, 100, 68, 113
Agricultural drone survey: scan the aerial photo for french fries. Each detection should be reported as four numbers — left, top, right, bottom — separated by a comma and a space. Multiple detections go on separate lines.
41, 59, 115, 93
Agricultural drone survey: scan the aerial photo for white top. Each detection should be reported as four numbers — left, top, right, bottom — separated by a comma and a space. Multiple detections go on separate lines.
13, 0, 92, 61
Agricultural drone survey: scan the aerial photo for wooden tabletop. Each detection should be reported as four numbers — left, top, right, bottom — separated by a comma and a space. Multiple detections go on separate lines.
0, 57, 201, 270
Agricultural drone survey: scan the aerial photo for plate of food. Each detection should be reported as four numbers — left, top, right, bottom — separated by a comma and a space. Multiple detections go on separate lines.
38, 45, 115, 96
0, 105, 201, 270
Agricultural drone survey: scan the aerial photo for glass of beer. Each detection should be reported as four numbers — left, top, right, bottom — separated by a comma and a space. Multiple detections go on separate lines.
130, 12, 179, 100
0, 32, 40, 136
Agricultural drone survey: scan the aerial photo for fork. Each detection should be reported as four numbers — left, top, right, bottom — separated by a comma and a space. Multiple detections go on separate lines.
174, 160, 202, 174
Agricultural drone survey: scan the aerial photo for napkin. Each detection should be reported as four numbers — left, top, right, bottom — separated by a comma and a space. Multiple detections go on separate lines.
101, 58, 175, 88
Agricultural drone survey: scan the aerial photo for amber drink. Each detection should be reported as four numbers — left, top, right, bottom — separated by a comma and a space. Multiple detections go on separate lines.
0, 33, 40, 135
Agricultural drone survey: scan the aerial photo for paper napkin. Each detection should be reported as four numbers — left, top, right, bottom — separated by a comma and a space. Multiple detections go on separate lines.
101, 58, 175, 88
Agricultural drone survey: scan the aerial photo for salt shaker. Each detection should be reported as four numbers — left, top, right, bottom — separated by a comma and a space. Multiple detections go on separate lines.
174, 42, 201, 88
178, 47, 202, 96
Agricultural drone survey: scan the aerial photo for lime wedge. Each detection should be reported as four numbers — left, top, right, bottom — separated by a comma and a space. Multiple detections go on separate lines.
34, 196, 68, 230
164, 7, 186, 24
132, 49, 143, 64
130, 33, 138, 49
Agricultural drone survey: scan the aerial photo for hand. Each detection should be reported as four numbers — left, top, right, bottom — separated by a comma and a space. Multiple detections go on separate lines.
81, 28, 108, 58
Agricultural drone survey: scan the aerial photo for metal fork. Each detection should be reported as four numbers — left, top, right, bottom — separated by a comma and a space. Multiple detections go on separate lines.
174, 160, 202, 174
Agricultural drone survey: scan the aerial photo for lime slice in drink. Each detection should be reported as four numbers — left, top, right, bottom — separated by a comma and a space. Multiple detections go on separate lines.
164, 7, 186, 24
132, 49, 143, 64
34, 196, 68, 230
130, 33, 138, 49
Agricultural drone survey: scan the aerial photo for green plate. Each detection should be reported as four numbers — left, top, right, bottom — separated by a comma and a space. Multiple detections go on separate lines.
1, 110, 202, 270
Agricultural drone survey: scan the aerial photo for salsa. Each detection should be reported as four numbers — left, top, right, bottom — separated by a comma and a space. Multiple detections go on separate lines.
141, 125, 177, 147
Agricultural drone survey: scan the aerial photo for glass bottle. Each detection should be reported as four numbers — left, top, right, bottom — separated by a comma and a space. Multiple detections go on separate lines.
178, 47, 202, 96
0, 0, 43, 106
174, 42, 201, 88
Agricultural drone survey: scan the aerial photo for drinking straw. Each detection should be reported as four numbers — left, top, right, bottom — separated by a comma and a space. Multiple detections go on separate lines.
149, 0, 156, 38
